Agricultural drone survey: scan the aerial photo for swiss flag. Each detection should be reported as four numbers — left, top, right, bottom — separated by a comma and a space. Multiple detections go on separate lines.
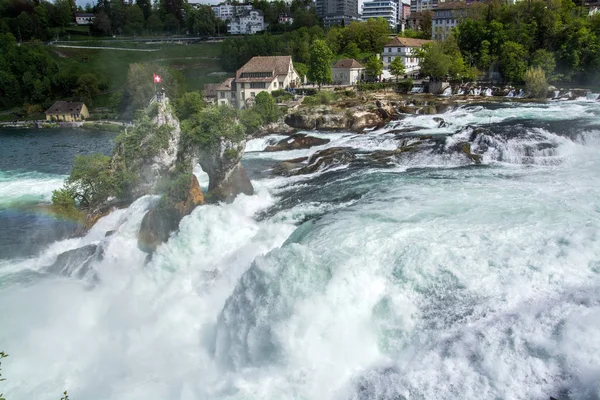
153, 74, 162, 83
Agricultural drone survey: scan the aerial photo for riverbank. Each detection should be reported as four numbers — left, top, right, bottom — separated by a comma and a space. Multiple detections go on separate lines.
0, 120, 130, 132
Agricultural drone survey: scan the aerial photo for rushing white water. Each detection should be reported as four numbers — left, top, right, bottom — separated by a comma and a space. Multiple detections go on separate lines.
0, 170, 65, 205
1, 100, 600, 400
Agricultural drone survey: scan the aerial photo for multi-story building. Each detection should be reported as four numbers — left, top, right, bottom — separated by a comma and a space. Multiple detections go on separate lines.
227, 10, 266, 35
407, 10, 425, 30
432, 2, 481, 40
315, 0, 361, 27
213, 56, 300, 108
361, 0, 398, 29
410, 0, 445, 13
211, 3, 253, 20
381, 36, 433, 78
400, 3, 411, 20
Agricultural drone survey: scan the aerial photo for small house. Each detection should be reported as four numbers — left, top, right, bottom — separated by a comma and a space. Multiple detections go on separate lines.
45, 101, 90, 122
75, 13, 95, 25
331, 59, 364, 85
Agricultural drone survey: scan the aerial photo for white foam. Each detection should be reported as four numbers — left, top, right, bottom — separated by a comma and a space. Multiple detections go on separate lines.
0, 171, 66, 205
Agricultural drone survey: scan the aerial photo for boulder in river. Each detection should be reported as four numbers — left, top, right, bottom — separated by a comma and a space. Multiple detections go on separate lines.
138, 174, 204, 253
44, 244, 100, 279
264, 134, 330, 152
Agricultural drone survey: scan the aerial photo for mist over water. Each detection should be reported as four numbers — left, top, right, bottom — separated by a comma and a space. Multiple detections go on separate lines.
1, 100, 600, 400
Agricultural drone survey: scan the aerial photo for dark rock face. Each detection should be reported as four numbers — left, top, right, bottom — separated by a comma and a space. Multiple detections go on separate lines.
44, 244, 100, 279
194, 137, 254, 203
138, 174, 205, 253
272, 147, 356, 176
265, 134, 330, 152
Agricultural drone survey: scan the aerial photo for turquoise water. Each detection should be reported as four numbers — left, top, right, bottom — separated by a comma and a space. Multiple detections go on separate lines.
1, 100, 600, 399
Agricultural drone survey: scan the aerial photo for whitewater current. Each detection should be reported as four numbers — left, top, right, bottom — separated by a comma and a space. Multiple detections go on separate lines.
1, 99, 600, 400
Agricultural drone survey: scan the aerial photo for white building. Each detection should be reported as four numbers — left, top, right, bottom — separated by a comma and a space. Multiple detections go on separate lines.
410, 0, 445, 13
432, 2, 475, 40
278, 14, 294, 24
75, 13, 95, 25
331, 59, 365, 85
231, 56, 300, 108
361, 0, 398, 29
381, 36, 433, 78
211, 3, 253, 20
215, 78, 237, 108
227, 10, 266, 35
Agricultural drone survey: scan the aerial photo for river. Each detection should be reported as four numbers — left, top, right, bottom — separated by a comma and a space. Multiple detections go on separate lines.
1, 99, 600, 400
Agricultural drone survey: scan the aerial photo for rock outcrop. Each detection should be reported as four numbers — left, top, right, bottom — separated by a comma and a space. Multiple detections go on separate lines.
138, 174, 204, 253
264, 134, 330, 152
44, 244, 101, 279
193, 137, 254, 203
284, 101, 398, 132
112, 99, 182, 200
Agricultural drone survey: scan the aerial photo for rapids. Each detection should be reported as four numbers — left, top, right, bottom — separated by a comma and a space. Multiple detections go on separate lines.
1, 99, 600, 400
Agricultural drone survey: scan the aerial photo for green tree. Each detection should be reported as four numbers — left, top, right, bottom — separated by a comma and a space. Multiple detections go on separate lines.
499, 41, 528, 82
75, 73, 100, 105
181, 105, 245, 148
174, 91, 204, 120
146, 14, 163, 34
187, 5, 217, 35
419, 43, 451, 78
342, 42, 361, 60
253, 91, 280, 124
308, 39, 333, 89
294, 62, 308, 82
524, 66, 548, 98
93, 11, 111, 35
54, 154, 116, 210
421, 11, 433, 39
389, 56, 405, 81
531, 49, 556, 80
365, 55, 383, 80
124, 5, 144, 35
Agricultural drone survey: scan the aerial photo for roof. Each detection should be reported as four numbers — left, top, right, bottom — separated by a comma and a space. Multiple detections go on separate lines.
384, 37, 434, 48
409, 11, 425, 18
238, 9, 263, 17
45, 101, 86, 115
235, 56, 293, 82
75, 13, 95, 17
216, 77, 235, 91
333, 59, 364, 69
203, 83, 218, 97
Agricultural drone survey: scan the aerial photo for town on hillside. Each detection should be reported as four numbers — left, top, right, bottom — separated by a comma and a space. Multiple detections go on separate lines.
0, 0, 599, 126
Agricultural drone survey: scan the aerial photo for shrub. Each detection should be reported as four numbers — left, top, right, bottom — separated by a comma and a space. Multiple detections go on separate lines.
253, 92, 281, 123
396, 78, 414, 93
524, 66, 548, 98
302, 91, 337, 106
181, 105, 245, 148
271, 89, 294, 101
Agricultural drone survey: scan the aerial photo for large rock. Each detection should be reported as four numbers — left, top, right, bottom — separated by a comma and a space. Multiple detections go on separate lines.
44, 244, 100, 279
111, 98, 182, 200
264, 134, 329, 152
193, 136, 254, 203
272, 147, 356, 176
138, 174, 204, 253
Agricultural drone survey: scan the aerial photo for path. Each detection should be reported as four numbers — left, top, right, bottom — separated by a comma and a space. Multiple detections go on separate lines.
52, 45, 158, 52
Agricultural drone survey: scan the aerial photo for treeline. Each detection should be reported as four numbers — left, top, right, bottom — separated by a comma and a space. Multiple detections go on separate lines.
455, 0, 600, 84
0, 0, 77, 41
221, 18, 391, 72
0, 33, 102, 108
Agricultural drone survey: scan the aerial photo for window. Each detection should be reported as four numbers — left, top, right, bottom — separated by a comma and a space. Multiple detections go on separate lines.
240, 72, 273, 78
279, 82, 283, 88
220, 92, 225, 98
250, 82, 266, 88
251, 92, 255, 97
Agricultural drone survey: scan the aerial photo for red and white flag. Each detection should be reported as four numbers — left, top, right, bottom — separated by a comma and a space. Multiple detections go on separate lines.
153, 74, 162, 83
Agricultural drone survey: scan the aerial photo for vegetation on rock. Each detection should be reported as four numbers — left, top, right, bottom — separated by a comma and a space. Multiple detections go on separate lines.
524, 66, 549, 98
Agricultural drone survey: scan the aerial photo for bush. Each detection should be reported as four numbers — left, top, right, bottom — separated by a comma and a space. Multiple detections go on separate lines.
396, 78, 414, 93
524, 66, 548, 98
296, 88, 318, 96
51, 188, 83, 221
239, 108, 263, 135
271, 89, 293, 102
253, 92, 281, 123
181, 105, 245, 147
302, 91, 337, 106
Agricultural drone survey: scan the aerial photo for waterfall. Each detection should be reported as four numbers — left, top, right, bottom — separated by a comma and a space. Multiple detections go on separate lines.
410, 85, 424, 94
553, 90, 560, 99
441, 86, 452, 97
483, 88, 493, 97
506, 90, 515, 98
